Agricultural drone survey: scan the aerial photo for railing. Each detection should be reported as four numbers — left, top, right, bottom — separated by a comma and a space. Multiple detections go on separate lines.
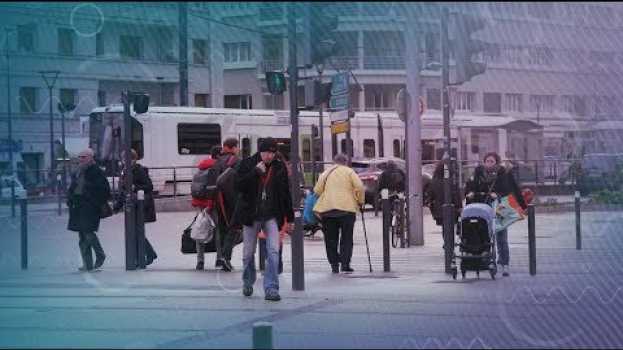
327, 56, 360, 71
363, 56, 405, 70
260, 60, 285, 74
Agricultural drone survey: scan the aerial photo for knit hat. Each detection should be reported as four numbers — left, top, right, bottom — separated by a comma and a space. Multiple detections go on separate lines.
259, 138, 278, 153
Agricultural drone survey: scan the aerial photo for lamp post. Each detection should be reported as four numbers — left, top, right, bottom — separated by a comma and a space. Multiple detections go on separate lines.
38, 70, 60, 192
315, 62, 325, 173
5, 27, 16, 217
57, 102, 74, 192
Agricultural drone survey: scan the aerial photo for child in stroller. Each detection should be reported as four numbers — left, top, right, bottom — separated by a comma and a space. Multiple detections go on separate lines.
302, 188, 323, 238
452, 192, 498, 280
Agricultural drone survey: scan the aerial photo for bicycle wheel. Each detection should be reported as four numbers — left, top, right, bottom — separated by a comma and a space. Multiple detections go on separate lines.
391, 217, 399, 248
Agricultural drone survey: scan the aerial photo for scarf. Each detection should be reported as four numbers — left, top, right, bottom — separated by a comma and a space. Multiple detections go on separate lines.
483, 165, 499, 185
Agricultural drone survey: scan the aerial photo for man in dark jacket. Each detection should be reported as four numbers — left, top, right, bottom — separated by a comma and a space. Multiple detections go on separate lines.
234, 138, 294, 302
113, 149, 158, 267
67, 148, 111, 271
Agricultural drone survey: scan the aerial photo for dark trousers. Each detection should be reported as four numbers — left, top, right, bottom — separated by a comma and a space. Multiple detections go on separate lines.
78, 231, 105, 269
144, 235, 157, 261
321, 214, 356, 267
217, 218, 235, 261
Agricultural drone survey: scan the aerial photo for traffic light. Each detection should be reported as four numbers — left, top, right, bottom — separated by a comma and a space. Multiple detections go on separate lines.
266, 71, 287, 95
307, 4, 338, 65
452, 13, 487, 84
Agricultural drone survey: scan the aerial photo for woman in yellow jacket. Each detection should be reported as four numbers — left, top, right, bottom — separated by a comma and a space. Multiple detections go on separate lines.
313, 153, 365, 274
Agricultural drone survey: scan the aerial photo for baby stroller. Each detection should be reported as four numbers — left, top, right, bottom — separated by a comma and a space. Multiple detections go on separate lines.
452, 198, 497, 280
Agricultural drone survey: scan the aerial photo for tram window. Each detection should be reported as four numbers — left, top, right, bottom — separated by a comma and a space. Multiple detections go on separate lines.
242, 138, 251, 158
393, 139, 400, 158
363, 139, 376, 158
340, 139, 353, 157
302, 138, 311, 161
177, 123, 221, 155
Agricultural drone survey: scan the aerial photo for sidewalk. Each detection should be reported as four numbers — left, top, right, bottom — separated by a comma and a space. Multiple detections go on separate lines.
0, 209, 622, 348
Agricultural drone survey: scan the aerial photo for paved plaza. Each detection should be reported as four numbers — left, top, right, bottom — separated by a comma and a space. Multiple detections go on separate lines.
0, 204, 622, 348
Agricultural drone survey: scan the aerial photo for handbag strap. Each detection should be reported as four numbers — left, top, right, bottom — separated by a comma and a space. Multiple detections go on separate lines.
185, 213, 199, 231
318, 165, 339, 194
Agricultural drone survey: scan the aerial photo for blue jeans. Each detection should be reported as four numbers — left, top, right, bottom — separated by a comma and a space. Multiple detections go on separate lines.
242, 218, 280, 294
496, 228, 509, 266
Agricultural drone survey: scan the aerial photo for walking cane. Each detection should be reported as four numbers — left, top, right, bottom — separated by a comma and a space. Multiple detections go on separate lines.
360, 207, 373, 273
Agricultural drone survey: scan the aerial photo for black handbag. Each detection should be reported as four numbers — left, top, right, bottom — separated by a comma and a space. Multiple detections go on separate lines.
181, 214, 199, 254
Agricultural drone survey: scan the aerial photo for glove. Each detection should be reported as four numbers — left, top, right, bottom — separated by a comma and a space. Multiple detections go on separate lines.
256, 162, 267, 174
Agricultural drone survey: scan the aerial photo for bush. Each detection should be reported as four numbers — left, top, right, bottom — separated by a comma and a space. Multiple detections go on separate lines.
591, 190, 623, 205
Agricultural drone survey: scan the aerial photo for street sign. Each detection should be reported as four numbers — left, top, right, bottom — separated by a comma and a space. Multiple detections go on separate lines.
331, 120, 350, 134
331, 72, 349, 95
329, 93, 349, 110
329, 109, 349, 122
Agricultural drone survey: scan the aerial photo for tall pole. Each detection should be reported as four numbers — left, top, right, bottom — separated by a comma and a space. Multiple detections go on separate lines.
5, 28, 16, 217
441, 8, 455, 271
39, 71, 60, 191
288, 3, 304, 291
317, 66, 325, 170
178, 2, 189, 106
122, 91, 137, 270
405, 7, 424, 246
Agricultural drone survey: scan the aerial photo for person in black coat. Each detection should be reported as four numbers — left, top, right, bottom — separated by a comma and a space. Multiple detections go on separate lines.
465, 152, 527, 277
113, 149, 158, 266
234, 138, 294, 302
67, 148, 111, 271
429, 161, 461, 227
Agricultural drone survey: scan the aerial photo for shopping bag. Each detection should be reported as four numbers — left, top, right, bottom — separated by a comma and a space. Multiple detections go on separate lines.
493, 194, 526, 233
180, 214, 198, 254
303, 192, 319, 226
190, 209, 216, 243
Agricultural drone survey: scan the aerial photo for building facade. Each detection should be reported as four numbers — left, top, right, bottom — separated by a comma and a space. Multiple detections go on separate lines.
1, 2, 622, 189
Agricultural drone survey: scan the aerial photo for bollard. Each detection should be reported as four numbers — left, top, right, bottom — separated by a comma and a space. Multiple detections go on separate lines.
20, 199, 28, 270
125, 191, 137, 271
442, 204, 455, 274
136, 190, 146, 269
173, 168, 177, 197
528, 204, 536, 276
57, 174, 62, 216
252, 322, 273, 349
381, 189, 390, 272
575, 191, 581, 250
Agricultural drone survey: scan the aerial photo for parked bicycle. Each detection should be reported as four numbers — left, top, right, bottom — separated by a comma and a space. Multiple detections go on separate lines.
390, 192, 409, 248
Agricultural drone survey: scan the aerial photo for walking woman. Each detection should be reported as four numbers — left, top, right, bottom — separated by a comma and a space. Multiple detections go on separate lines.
465, 152, 527, 277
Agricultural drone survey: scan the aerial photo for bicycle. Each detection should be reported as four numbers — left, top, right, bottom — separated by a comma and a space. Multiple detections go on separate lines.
390, 192, 409, 248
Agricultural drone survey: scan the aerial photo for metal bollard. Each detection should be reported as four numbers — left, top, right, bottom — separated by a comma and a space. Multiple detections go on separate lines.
252, 322, 273, 349
575, 191, 581, 250
124, 191, 137, 271
442, 204, 455, 273
381, 189, 390, 272
136, 190, 146, 269
528, 204, 536, 276
57, 174, 62, 216
20, 199, 28, 270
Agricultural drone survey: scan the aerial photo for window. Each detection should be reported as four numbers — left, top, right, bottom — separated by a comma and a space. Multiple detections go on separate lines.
194, 94, 210, 107
483, 44, 502, 64
19, 87, 37, 113
17, 25, 35, 52
504, 93, 523, 112
224, 42, 252, 63
561, 95, 587, 115
426, 88, 441, 110
363, 139, 376, 158
483, 93, 502, 113
264, 94, 284, 109
425, 31, 440, 63
302, 138, 311, 161
120, 35, 143, 59
131, 117, 144, 159
529, 95, 554, 113
393, 139, 401, 158
58, 28, 75, 56
97, 90, 106, 107
96, 33, 104, 56
527, 47, 553, 66
193, 39, 208, 64
454, 91, 475, 111
224, 94, 252, 109
340, 138, 354, 157
177, 123, 221, 155
60, 89, 77, 109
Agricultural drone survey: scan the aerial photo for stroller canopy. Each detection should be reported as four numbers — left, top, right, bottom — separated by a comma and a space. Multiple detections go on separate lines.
461, 203, 496, 236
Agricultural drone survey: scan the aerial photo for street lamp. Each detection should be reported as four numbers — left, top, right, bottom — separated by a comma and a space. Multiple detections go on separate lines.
5, 27, 17, 217
38, 70, 60, 192
57, 102, 75, 193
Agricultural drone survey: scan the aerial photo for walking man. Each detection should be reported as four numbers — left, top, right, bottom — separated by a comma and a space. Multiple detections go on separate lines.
235, 138, 294, 301
67, 148, 111, 271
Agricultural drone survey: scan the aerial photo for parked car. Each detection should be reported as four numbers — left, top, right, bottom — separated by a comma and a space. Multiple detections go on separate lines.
350, 157, 433, 210
577, 153, 623, 193
0, 176, 27, 200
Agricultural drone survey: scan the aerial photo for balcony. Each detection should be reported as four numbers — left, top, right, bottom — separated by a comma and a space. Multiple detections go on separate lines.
260, 60, 285, 74
327, 56, 360, 71
363, 56, 405, 70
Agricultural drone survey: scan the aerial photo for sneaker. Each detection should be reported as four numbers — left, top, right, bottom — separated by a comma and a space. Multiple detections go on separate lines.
196, 261, 204, 271
502, 265, 510, 277
215, 259, 224, 268
243, 285, 253, 297
331, 264, 339, 274
93, 255, 106, 269
265, 291, 281, 302
221, 260, 234, 272
341, 264, 354, 274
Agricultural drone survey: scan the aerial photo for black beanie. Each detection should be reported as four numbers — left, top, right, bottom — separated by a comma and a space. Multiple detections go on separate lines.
259, 138, 278, 153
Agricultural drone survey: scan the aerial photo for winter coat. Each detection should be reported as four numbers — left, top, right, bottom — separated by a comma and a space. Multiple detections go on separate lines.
466, 165, 527, 209
114, 163, 157, 223
313, 165, 365, 215
214, 153, 240, 225
191, 158, 217, 210
67, 163, 111, 232
234, 152, 294, 228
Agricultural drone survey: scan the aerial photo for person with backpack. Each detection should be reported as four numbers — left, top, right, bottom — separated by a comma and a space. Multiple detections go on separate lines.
191, 145, 222, 270
234, 138, 294, 301
113, 149, 158, 267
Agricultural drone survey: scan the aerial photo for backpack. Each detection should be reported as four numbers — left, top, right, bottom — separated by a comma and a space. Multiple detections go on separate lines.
190, 166, 220, 200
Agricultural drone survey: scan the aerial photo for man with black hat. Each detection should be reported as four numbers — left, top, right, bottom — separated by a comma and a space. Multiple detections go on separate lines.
234, 137, 294, 301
